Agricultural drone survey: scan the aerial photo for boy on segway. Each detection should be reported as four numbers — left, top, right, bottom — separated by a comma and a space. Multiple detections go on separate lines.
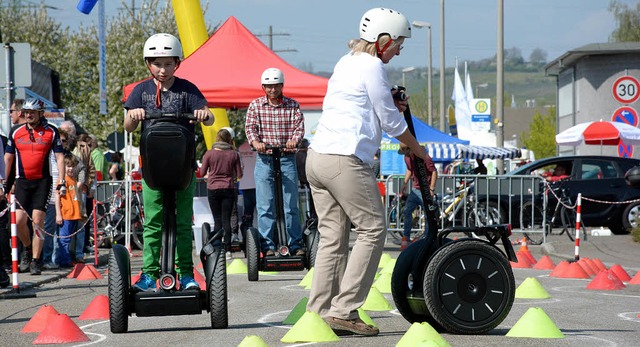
123, 33, 214, 292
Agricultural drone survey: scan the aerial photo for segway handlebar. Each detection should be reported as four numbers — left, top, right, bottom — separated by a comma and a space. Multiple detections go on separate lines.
145, 111, 210, 122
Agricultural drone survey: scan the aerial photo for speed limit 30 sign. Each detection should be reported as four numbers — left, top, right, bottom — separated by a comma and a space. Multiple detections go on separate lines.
612, 75, 640, 104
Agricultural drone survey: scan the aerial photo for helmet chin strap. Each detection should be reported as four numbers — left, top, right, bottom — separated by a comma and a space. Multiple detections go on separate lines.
146, 61, 181, 109
375, 39, 393, 57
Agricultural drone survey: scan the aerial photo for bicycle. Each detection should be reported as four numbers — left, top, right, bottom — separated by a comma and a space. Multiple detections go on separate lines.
522, 181, 586, 245
386, 193, 425, 243
92, 182, 145, 249
440, 179, 502, 237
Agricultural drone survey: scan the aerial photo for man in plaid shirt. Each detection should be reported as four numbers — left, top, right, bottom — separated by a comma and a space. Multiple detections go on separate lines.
245, 68, 305, 256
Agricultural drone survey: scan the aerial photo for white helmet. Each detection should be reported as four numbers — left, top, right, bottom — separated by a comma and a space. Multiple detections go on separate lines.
143, 33, 183, 60
261, 68, 284, 85
22, 98, 44, 111
359, 8, 411, 42
221, 127, 235, 139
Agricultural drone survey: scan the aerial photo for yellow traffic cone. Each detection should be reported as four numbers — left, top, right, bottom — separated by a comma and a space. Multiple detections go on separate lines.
515, 277, 551, 299
506, 307, 564, 338
281, 311, 339, 343
373, 272, 392, 294
282, 297, 309, 325
378, 252, 392, 268
238, 335, 269, 347
396, 322, 451, 347
298, 268, 313, 287
362, 286, 393, 311
227, 259, 248, 274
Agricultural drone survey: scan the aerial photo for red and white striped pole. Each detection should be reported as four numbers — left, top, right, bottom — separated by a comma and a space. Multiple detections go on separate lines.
10, 194, 19, 291
93, 199, 98, 266
574, 193, 582, 261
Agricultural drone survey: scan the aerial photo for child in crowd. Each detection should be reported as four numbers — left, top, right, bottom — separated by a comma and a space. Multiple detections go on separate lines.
55, 154, 82, 268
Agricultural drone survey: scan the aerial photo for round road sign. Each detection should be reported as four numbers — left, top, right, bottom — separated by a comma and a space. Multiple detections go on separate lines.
612, 75, 640, 104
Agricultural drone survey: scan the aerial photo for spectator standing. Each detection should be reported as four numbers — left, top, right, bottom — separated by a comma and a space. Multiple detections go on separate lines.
473, 158, 488, 175
89, 135, 108, 181
199, 129, 243, 258
108, 152, 124, 181
245, 67, 305, 256
55, 154, 82, 268
3, 99, 66, 275
305, 8, 426, 336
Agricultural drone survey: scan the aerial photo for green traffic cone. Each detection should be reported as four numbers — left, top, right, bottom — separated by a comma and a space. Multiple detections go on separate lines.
357, 308, 378, 328
362, 286, 393, 311
506, 307, 565, 338
238, 335, 269, 347
380, 258, 397, 275
281, 311, 339, 343
282, 297, 309, 325
373, 272, 392, 294
298, 268, 314, 287
378, 252, 392, 268
396, 322, 451, 347
515, 277, 551, 299
227, 259, 248, 274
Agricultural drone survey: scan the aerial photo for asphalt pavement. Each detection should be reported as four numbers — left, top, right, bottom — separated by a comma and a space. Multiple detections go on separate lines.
1, 230, 639, 346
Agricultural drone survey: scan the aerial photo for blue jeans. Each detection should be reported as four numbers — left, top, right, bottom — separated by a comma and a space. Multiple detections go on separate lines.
57, 220, 78, 266
404, 188, 428, 239
42, 203, 58, 264
255, 153, 302, 251
74, 221, 85, 260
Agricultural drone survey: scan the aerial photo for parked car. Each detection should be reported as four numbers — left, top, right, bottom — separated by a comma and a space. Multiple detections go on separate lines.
506, 155, 640, 234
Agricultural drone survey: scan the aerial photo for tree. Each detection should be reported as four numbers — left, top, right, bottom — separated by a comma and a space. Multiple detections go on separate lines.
520, 107, 556, 159
609, 0, 640, 42
528, 48, 547, 64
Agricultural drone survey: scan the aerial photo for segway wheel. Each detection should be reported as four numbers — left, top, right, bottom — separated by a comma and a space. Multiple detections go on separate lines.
209, 247, 228, 329
423, 240, 515, 334
246, 227, 260, 281
108, 244, 131, 333
391, 238, 440, 328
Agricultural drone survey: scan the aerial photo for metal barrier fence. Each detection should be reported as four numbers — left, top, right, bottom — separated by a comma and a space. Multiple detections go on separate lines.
97, 173, 549, 248
383, 173, 547, 241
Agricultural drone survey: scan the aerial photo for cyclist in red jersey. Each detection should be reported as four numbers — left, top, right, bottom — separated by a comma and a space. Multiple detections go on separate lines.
3, 99, 65, 275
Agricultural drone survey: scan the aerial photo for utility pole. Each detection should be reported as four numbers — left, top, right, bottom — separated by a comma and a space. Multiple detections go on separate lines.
256, 26, 297, 53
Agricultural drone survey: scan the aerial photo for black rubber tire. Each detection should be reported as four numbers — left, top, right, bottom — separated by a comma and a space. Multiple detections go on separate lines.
621, 202, 640, 234
561, 207, 587, 242
131, 218, 144, 250
108, 245, 130, 333
521, 201, 545, 245
423, 240, 515, 334
391, 238, 441, 329
209, 248, 228, 329
246, 227, 260, 281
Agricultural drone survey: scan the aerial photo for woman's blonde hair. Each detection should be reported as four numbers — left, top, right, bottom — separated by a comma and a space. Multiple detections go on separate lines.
348, 34, 404, 57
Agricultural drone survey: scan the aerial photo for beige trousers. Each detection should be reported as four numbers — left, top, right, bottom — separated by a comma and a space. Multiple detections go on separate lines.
305, 149, 386, 320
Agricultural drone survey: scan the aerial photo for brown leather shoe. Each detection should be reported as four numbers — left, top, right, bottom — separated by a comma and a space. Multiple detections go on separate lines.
324, 316, 379, 336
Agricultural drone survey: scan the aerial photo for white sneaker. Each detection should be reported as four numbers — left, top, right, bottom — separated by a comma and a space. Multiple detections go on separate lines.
231, 233, 240, 243
225, 251, 232, 260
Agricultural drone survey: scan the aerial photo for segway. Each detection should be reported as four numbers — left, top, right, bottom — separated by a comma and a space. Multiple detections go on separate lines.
108, 113, 228, 333
245, 145, 318, 281
390, 101, 517, 334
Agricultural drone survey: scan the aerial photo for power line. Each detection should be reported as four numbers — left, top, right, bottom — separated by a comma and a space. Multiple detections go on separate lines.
256, 26, 297, 53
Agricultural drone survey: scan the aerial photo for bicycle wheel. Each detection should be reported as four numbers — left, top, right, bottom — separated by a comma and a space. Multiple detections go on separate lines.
521, 201, 545, 245
560, 207, 586, 242
386, 198, 404, 242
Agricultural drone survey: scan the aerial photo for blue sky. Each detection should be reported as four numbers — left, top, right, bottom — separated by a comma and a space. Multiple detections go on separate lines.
46, 0, 634, 72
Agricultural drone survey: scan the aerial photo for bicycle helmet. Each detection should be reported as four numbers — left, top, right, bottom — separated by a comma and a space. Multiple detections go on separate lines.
221, 127, 235, 139
143, 33, 183, 60
22, 98, 44, 111
359, 8, 411, 43
261, 68, 284, 85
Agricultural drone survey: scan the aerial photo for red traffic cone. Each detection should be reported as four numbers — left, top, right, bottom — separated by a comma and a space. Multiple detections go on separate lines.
629, 271, 640, 285
66, 263, 86, 279
533, 255, 556, 270
577, 259, 596, 277
609, 264, 631, 282
560, 262, 590, 279
549, 261, 570, 277
586, 270, 625, 290
21, 305, 60, 333
193, 270, 207, 288
32, 314, 89, 344
78, 295, 109, 320
583, 258, 603, 275
76, 265, 103, 280
510, 251, 532, 268
591, 258, 608, 272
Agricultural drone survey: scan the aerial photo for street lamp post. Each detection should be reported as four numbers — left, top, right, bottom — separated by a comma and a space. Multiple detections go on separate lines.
412, 21, 432, 126
402, 66, 416, 88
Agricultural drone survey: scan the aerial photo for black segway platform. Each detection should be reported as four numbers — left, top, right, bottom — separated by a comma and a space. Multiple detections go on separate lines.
245, 146, 318, 281
108, 113, 228, 333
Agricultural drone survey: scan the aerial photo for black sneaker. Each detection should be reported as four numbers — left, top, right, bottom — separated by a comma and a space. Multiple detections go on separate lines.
19, 251, 32, 273
0, 268, 9, 288
30, 261, 42, 275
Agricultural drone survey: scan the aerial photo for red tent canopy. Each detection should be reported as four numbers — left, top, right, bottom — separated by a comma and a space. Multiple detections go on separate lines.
123, 16, 329, 109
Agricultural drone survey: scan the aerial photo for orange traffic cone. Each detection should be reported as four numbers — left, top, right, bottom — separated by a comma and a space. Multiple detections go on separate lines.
78, 295, 109, 320
21, 305, 60, 333
533, 255, 556, 270
32, 314, 89, 344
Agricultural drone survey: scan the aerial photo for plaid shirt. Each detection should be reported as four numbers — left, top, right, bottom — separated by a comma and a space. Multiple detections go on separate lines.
245, 96, 304, 147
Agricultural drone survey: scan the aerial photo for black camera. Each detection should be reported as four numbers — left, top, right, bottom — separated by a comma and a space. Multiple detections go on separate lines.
391, 85, 407, 101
